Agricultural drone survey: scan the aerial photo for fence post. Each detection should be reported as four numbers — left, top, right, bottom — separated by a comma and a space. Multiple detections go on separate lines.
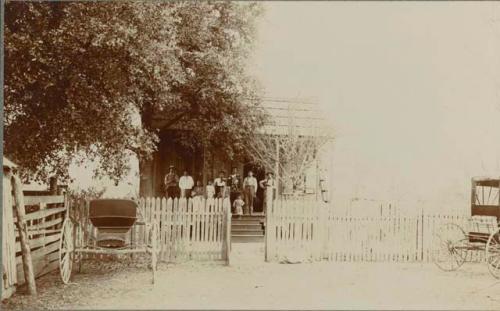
224, 198, 231, 265
265, 192, 274, 262
420, 208, 424, 262
321, 202, 328, 260
11, 172, 37, 296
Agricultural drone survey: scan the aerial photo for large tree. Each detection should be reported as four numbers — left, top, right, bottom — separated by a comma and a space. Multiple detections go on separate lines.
4, 1, 265, 189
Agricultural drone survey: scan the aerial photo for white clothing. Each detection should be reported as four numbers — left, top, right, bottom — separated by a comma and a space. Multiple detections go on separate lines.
214, 178, 226, 187
233, 199, 244, 216
206, 185, 215, 198
243, 176, 258, 190
179, 175, 194, 190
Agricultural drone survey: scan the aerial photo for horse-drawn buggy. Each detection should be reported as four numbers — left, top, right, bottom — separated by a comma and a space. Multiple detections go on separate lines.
433, 177, 500, 278
59, 199, 159, 284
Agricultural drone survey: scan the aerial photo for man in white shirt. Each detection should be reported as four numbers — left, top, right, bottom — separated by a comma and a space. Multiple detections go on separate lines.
243, 171, 258, 215
179, 170, 194, 198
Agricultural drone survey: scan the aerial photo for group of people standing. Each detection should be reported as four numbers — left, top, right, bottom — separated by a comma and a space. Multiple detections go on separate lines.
163, 165, 276, 215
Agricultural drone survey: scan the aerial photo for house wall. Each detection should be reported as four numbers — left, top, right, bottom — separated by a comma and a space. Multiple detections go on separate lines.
142, 131, 331, 203
145, 131, 246, 197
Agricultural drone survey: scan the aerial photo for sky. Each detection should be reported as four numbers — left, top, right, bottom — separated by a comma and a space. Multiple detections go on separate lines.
69, 2, 500, 212
250, 2, 500, 211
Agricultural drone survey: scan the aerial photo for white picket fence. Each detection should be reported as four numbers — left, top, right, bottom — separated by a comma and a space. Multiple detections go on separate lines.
135, 197, 231, 263
265, 199, 485, 263
265, 199, 325, 262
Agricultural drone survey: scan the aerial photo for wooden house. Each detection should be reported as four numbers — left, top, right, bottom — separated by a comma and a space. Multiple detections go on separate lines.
139, 98, 332, 211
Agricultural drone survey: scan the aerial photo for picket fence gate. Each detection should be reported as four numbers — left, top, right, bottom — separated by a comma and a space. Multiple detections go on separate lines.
265, 199, 483, 263
135, 197, 231, 263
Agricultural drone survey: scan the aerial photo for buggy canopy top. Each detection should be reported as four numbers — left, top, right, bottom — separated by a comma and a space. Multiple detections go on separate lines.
472, 177, 500, 188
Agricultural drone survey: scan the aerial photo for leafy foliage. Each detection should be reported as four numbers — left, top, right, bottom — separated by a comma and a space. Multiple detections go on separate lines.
67, 186, 106, 204
4, 1, 264, 183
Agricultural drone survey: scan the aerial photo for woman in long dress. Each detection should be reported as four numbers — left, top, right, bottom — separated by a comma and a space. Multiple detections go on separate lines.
259, 172, 276, 214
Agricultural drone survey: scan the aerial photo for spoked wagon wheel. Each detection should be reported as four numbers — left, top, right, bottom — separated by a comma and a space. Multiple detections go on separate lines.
149, 222, 160, 284
59, 218, 75, 284
485, 227, 500, 279
74, 223, 84, 273
432, 223, 468, 271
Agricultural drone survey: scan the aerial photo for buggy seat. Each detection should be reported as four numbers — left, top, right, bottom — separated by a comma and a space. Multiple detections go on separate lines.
89, 199, 137, 233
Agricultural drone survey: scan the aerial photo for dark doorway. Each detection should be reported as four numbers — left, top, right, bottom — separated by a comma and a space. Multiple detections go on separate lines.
243, 163, 266, 213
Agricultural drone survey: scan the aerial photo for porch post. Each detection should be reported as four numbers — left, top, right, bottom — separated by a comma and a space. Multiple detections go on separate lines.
202, 142, 207, 186
224, 198, 232, 266
265, 190, 273, 262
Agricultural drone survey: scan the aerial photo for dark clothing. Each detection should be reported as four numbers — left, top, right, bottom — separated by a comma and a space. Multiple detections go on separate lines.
164, 172, 179, 187
215, 186, 224, 198
192, 186, 204, 197
228, 174, 241, 208
166, 186, 179, 199
180, 189, 192, 198
164, 172, 179, 198
228, 174, 241, 193
214, 177, 226, 198
230, 191, 241, 206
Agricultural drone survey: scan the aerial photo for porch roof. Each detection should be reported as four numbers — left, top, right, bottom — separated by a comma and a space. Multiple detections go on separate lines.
472, 177, 500, 188
258, 98, 331, 137
150, 97, 332, 138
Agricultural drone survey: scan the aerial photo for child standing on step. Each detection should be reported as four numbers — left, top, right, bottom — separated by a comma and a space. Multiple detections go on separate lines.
233, 194, 245, 217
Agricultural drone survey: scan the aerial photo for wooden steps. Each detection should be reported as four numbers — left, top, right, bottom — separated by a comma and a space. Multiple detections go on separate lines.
231, 214, 265, 243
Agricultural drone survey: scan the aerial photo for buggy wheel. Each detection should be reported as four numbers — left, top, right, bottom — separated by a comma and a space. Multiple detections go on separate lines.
486, 227, 500, 279
432, 223, 468, 271
59, 218, 75, 284
150, 222, 159, 284
74, 223, 84, 273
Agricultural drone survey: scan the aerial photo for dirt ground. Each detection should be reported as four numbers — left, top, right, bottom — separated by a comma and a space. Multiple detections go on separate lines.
3, 243, 499, 310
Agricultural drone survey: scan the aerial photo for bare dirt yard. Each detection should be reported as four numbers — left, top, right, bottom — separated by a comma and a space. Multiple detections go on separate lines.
3, 243, 499, 310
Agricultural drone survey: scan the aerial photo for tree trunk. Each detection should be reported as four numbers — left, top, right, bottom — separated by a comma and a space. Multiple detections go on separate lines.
139, 107, 157, 198
138, 155, 155, 198
202, 142, 208, 186
49, 176, 58, 195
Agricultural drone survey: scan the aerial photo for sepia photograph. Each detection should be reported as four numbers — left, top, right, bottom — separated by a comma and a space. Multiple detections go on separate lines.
1, 1, 500, 310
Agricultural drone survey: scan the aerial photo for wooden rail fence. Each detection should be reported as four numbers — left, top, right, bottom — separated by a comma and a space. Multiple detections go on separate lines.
15, 196, 66, 284
2, 175, 66, 300
265, 199, 484, 263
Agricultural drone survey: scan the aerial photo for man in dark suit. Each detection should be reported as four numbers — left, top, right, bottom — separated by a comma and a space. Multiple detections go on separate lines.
164, 165, 179, 198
